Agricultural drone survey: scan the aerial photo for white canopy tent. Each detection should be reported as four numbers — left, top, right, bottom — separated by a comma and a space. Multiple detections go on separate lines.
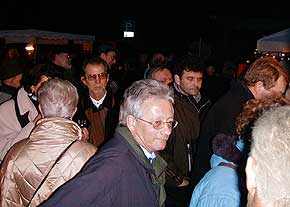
257, 28, 290, 53
0, 29, 95, 52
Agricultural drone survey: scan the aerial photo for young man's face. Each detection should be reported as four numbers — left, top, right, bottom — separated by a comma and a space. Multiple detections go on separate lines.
175, 71, 203, 96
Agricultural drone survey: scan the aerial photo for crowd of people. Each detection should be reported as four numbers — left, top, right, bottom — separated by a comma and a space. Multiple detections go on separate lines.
0, 44, 290, 207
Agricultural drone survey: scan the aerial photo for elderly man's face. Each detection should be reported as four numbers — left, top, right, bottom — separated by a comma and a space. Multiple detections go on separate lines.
151, 68, 173, 85
55, 52, 72, 70
130, 98, 174, 153
81, 63, 108, 99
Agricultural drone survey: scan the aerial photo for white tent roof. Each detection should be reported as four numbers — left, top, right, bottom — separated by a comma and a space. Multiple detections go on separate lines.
257, 28, 290, 53
0, 29, 95, 45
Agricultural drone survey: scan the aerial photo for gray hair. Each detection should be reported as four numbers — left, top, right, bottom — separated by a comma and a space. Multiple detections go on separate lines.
38, 78, 79, 118
251, 105, 290, 207
119, 79, 174, 126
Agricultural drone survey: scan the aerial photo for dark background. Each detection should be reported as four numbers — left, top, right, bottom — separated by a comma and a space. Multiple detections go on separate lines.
1, 2, 290, 65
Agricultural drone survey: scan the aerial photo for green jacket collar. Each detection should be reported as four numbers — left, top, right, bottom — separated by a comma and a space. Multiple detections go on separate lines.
116, 126, 167, 206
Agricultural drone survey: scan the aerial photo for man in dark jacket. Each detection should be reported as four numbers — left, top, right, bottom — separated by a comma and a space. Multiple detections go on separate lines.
192, 57, 289, 186
159, 55, 205, 207
40, 79, 176, 207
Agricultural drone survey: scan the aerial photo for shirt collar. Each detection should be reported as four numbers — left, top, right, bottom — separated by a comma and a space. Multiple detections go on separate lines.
90, 91, 107, 108
140, 146, 156, 161
193, 92, 201, 102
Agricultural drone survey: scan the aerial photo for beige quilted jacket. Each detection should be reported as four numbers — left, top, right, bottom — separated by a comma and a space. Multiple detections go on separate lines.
0, 117, 97, 207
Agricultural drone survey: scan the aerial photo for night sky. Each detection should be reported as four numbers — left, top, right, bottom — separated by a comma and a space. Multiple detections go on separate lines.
1, 2, 290, 63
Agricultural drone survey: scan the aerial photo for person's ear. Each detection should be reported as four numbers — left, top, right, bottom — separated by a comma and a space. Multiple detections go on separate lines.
106, 73, 109, 83
246, 156, 257, 191
254, 81, 265, 95
81, 76, 87, 87
31, 85, 36, 93
127, 115, 136, 132
81, 76, 87, 85
38, 105, 44, 118
71, 107, 77, 119
174, 74, 180, 85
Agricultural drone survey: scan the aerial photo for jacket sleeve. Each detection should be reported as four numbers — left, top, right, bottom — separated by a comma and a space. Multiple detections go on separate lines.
0, 141, 27, 207
39, 156, 122, 207
159, 129, 184, 186
192, 108, 216, 186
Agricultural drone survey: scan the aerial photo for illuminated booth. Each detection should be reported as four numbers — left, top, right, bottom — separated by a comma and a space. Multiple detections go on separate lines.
257, 28, 290, 62
0, 29, 95, 62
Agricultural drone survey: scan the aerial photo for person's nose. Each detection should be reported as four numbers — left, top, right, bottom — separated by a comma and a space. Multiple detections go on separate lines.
94, 76, 102, 83
162, 123, 172, 137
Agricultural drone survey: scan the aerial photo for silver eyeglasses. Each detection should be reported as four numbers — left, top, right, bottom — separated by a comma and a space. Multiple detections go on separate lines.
137, 118, 178, 130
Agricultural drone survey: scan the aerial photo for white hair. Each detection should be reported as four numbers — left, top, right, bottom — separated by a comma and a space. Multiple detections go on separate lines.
38, 78, 78, 118
251, 105, 290, 207
119, 79, 174, 126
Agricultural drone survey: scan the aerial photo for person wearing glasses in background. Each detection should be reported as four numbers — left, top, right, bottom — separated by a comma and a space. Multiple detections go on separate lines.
40, 79, 176, 207
74, 57, 118, 147
97, 44, 119, 96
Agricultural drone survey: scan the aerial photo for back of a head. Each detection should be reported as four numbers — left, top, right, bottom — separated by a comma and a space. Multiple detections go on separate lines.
149, 52, 168, 66
22, 63, 57, 93
236, 97, 290, 138
119, 79, 174, 126
212, 133, 242, 164
38, 78, 79, 119
244, 57, 289, 90
251, 105, 290, 206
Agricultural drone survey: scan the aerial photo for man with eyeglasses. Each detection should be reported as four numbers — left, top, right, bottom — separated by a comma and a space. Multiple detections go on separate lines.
97, 44, 119, 96
47, 46, 73, 82
40, 79, 175, 207
76, 57, 118, 147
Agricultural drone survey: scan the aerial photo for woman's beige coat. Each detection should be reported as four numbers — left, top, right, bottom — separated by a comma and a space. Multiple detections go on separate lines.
0, 117, 96, 207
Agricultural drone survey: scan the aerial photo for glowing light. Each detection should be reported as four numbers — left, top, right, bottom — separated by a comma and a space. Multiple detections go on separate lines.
123, 31, 134, 37
25, 44, 34, 51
